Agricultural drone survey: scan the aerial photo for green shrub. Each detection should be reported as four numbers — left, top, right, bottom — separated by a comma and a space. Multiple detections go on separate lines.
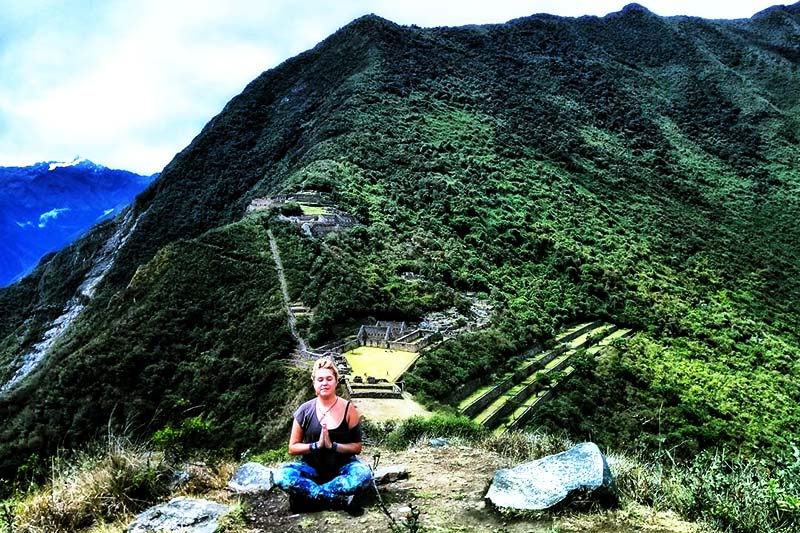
246, 446, 291, 465
609, 444, 800, 533
152, 416, 215, 462
215, 502, 247, 533
385, 414, 487, 450
361, 419, 399, 447
669, 449, 800, 533
279, 202, 303, 216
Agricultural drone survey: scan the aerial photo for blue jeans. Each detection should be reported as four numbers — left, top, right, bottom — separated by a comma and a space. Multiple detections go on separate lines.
274, 459, 373, 505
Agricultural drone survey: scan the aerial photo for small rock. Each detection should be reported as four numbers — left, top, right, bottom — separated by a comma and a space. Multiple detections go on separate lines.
169, 469, 191, 490
228, 462, 274, 493
429, 437, 449, 447
127, 497, 230, 533
373, 464, 409, 484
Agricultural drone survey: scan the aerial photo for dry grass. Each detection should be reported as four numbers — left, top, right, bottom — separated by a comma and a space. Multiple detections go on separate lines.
5, 436, 241, 533
9, 437, 172, 533
172, 460, 238, 502
479, 428, 575, 463
605, 451, 679, 510
6, 427, 793, 533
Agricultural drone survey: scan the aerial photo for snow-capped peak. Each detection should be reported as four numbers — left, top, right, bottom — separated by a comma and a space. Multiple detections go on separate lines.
48, 156, 87, 171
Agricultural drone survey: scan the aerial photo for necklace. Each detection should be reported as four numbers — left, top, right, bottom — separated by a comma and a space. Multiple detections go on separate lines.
317, 397, 338, 422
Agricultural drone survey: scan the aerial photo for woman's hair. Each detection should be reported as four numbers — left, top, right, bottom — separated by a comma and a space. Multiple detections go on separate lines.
312, 357, 339, 381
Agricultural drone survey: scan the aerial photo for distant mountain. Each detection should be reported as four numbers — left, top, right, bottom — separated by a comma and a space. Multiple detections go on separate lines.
0, 158, 156, 286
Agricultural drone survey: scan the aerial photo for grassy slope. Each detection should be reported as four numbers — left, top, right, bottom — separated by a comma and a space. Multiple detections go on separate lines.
0, 6, 799, 481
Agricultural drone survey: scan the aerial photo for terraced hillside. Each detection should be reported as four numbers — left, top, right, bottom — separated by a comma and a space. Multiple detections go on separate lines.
459, 322, 633, 433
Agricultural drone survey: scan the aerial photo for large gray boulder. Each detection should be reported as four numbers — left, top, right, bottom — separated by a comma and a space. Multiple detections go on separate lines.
485, 442, 617, 511
228, 461, 274, 493
127, 497, 230, 533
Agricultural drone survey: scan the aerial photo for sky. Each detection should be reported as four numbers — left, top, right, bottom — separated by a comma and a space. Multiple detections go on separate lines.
0, 1, 784, 175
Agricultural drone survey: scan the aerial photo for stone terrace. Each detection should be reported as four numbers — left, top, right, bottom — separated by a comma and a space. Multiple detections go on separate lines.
246, 190, 357, 238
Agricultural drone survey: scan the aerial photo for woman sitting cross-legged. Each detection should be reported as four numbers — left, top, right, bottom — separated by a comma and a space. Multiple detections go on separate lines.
273, 357, 373, 511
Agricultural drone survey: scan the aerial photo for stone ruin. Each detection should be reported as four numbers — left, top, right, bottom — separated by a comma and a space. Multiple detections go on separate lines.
421, 293, 493, 338
246, 190, 357, 238
298, 321, 438, 400
356, 321, 435, 353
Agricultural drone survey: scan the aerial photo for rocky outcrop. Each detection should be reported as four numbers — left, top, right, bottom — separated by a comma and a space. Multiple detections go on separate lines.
485, 442, 617, 511
1, 206, 147, 393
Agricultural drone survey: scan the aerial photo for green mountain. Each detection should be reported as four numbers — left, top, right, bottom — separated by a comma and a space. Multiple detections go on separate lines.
2, 3, 799, 481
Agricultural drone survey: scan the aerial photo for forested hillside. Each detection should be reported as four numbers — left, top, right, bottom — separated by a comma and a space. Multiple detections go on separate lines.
1, 2, 799, 487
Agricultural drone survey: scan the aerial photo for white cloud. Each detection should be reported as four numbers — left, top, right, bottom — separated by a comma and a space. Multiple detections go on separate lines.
38, 208, 70, 228
0, 0, 783, 175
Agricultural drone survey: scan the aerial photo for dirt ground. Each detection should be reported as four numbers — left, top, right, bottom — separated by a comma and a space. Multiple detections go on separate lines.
237, 444, 705, 533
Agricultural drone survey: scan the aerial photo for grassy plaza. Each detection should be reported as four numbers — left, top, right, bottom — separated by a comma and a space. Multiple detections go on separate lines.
343, 346, 420, 382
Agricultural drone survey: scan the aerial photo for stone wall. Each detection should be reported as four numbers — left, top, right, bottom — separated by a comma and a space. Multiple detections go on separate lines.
507, 367, 576, 431
376, 321, 407, 337
246, 198, 276, 211
460, 353, 553, 418
246, 191, 357, 237
477, 348, 572, 427
363, 338, 386, 348
388, 330, 435, 352
349, 388, 403, 399
356, 321, 434, 352
559, 320, 604, 345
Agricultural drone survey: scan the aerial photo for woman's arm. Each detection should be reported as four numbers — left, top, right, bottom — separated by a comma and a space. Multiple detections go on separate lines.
287, 419, 319, 455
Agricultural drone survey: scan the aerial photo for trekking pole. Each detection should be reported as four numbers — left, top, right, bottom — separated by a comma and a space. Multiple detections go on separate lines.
370, 453, 399, 528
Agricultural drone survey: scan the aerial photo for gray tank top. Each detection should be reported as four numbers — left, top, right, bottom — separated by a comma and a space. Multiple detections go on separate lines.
294, 398, 363, 479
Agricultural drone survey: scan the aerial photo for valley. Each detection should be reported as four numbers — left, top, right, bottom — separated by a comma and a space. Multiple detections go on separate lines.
1, 5, 799, 531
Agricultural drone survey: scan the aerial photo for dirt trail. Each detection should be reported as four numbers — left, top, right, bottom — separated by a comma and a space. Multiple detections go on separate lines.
237, 444, 703, 533
267, 229, 308, 354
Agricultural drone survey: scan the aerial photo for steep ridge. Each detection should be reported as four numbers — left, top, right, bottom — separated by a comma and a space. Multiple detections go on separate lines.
1, 5, 799, 482
0, 207, 147, 392
100, 15, 401, 291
